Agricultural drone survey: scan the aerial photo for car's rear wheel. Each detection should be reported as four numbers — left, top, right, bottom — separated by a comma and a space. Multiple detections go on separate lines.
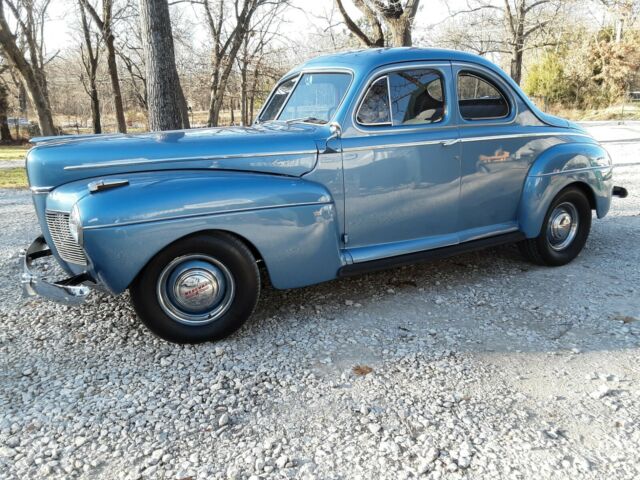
130, 232, 260, 343
518, 186, 592, 266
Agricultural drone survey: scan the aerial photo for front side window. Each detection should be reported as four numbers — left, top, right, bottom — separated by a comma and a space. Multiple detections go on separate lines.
388, 69, 445, 125
356, 68, 446, 127
260, 72, 351, 124
457, 72, 510, 120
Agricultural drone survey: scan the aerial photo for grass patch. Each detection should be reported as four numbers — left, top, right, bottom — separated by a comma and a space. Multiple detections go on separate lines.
0, 167, 27, 188
0, 145, 29, 161
542, 102, 640, 122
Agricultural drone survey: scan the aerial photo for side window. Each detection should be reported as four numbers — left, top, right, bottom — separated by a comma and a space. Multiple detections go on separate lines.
356, 77, 391, 125
388, 69, 445, 125
457, 72, 509, 121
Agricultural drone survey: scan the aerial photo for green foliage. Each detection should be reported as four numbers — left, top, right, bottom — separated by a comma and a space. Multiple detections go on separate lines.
523, 52, 570, 104
524, 28, 640, 109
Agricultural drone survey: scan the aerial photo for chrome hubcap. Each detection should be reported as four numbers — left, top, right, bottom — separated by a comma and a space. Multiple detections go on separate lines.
547, 202, 579, 251
157, 254, 235, 325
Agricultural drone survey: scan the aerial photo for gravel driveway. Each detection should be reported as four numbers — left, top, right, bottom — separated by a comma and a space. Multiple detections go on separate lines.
1, 124, 639, 480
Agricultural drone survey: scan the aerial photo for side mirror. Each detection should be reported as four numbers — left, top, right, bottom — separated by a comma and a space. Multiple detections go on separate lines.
327, 122, 342, 142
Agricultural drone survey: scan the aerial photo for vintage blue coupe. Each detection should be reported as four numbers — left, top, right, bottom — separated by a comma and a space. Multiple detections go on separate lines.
22, 48, 627, 343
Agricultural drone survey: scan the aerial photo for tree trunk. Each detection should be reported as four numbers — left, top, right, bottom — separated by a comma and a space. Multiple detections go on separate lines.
0, 83, 13, 142
511, 43, 524, 85
388, 18, 412, 47
240, 62, 248, 125
0, 115, 11, 142
105, 34, 127, 133
0, 12, 55, 135
90, 86, 101, 134
138, 0, 189, 131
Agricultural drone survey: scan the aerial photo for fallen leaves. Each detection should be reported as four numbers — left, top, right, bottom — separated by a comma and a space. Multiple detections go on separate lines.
353, 365, 373, 376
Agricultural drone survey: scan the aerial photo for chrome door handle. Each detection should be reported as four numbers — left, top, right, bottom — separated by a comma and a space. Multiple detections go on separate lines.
440, 138, 461, 147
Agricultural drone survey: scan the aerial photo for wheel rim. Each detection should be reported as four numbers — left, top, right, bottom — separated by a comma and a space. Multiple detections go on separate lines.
546, 202, 579, 251
156, 254, 235, 325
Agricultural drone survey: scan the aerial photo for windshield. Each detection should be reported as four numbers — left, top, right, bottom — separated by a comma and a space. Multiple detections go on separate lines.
259, 72, 351, 124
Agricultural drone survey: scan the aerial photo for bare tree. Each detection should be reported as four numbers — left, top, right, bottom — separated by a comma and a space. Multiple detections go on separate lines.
444, 0, 566, 85
119, 48, 147, 112
116, 12, 148, 115
0, 80, 12, 141
0, 0, 55, 135
79, 0, 127, 132
138, 0, 189, 130
598, 0, 640, 41
195, 0, 289, 127
235, 2, 284, 125
78, 0, 102, 133
334, 0, 421, 47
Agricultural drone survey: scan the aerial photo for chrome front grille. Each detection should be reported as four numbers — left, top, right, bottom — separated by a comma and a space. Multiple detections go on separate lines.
45, 211, 87, 265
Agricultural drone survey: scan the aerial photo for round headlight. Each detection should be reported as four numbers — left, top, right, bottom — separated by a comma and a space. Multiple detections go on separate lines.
69, 204, 82, 244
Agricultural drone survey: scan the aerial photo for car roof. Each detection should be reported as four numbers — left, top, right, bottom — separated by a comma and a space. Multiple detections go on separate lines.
298, 47, 499, 74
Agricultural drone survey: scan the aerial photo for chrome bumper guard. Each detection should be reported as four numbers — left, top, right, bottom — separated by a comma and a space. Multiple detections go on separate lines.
20, 235, 92, 305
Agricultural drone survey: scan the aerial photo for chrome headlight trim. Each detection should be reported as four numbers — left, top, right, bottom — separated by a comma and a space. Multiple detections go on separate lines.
69, 204, 83, 245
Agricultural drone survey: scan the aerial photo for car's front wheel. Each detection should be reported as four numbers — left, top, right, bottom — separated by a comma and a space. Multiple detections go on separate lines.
130, 232, 260, 343
519, 186, 592, 266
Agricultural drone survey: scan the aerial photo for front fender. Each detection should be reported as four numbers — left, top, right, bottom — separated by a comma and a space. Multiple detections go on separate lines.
518, 142, 613, 238
73, 171, 342, 293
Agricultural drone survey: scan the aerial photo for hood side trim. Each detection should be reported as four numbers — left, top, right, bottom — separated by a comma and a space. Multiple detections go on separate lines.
82, 200, 332, 230
64, 149, 318, 171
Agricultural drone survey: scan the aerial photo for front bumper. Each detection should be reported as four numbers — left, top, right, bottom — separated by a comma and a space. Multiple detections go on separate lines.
20, 235, 92, 305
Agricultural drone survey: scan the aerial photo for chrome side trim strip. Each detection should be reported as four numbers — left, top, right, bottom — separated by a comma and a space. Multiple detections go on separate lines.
343, 139, 445, 153
532, 165, 613, 177
82, 201, 333, 230
341, 132, 592, 153
461, 132, 593, 143
30, 186, 54, 194
64, 149, 318, 171
463, 225, 519, 242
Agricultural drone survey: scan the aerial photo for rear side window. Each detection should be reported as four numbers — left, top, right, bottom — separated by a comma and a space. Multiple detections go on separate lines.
356, 68, 445, 127
356, 77, 391, 125
457, 72, 509, 120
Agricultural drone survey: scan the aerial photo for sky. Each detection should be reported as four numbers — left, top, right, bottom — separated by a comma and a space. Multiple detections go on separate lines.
43, 0, 462, 54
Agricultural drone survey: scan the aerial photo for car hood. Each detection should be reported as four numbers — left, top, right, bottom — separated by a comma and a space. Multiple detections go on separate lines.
27, 123, 323, 189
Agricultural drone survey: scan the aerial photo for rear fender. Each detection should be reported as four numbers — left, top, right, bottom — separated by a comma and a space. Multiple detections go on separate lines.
518, 142, 613, 238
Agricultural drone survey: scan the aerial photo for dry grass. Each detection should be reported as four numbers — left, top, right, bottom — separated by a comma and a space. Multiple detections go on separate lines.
0, 145, 29, 161
0, 167, 27, 188
543, 102, 640, 121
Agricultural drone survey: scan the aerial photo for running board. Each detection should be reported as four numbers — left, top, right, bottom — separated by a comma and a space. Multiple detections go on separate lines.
338, 231, 525, 277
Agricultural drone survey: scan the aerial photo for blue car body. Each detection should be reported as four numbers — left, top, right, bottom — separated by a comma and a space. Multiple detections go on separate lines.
23, 48, 615, 300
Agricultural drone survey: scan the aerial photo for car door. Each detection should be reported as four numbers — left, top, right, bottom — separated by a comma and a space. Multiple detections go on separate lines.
453, 63, 546, 241
341, 63, 462, 263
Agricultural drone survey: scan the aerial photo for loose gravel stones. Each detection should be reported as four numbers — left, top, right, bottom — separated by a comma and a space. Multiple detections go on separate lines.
1, 125, 639, 479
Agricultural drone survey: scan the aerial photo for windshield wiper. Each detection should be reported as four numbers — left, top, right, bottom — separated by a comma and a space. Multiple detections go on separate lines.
284, 117, 328, 125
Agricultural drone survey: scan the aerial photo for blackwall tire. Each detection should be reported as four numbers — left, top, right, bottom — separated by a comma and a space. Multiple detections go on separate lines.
518, 187, 592, 267
130, 232, 260, 343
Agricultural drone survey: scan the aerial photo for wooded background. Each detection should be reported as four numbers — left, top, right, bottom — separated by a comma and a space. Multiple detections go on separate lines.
0, 0, 638, 137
